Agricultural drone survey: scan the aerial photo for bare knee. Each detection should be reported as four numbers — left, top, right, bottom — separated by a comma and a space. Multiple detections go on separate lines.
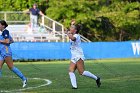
6, 63, 13, 70
68, 62, 76, 73
68, 68, 75, 73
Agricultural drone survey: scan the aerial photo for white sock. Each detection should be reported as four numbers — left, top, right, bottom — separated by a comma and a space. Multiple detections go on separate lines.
69, 72, 77, 88
82, 71, 97, 80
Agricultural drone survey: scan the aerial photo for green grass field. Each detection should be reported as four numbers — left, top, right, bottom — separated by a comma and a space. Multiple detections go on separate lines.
0, 58, 140, 93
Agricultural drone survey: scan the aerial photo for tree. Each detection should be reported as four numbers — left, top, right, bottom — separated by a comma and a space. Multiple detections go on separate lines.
0, 0, 139, 41
46, 0, 140, 41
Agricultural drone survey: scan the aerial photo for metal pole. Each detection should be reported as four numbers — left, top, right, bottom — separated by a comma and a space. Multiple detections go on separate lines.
53, 21, 55, 37
62, 25, 65, 42
4, 13, 7, 21
42, 16, 44, 26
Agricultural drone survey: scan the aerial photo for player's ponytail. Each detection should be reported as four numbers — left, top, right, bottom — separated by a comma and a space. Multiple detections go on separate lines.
75, 24, 81, 34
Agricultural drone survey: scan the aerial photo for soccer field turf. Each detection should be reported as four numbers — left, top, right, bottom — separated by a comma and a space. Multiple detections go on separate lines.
0, 58, 140, 93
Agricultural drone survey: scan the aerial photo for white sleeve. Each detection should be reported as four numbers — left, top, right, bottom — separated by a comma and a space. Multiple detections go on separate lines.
73, 34, 79, 40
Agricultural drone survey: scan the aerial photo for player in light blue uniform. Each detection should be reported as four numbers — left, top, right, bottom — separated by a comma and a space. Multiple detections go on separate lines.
0, 20, 27, 88
0, 34, 13, 75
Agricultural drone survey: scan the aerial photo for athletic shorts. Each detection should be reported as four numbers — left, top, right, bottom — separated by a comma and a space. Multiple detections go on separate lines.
71, 55, 85, 64
0, 46, 12, 60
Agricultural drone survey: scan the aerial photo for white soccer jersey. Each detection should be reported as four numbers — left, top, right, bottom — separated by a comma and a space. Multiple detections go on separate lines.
70, 34, 85, 63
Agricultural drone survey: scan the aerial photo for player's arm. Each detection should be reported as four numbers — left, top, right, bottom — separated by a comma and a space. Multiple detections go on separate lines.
9, 37, 14, 44
67, 31, 76, 41
23, 9, 30, 13
0, 38, 10, 44
0, 36, 14, 44
39, 11, 44, 16
0, 30, 10, 44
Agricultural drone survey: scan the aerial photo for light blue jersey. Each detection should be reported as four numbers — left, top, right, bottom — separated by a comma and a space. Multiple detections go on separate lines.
0, 35, 5, 60
0, 35, 4, 44
0, 35, 12, 61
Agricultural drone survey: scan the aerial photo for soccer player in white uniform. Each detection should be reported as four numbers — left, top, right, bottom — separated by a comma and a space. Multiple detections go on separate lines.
67, 25, 101, 89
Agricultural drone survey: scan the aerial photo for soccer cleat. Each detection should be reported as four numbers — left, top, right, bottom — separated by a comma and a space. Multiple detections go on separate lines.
22, 79, 27, 88
96, 77, 101, 88
72, 87, 78, 89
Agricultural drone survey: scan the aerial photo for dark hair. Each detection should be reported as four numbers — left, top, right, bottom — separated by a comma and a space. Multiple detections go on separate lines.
33, 3, 37, 6
75, 24, 81, 34
0, 20, 8, 28
70, 24, 82, 34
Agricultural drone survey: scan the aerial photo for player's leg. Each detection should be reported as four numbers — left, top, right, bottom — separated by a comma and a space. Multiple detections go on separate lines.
0, 61, 4, 77
0, 56, 4, 77
69, 61, 77, 89
30, 15, 33, 30
76, 58, 85, 75
77, 59, 97, 80
4, 56, 27, 87
34, 16, 38, 27
2, 46, 27, 81
76, 58, 101, 87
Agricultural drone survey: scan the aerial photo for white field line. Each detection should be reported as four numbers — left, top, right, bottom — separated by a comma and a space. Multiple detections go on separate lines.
0, 77, 52, 93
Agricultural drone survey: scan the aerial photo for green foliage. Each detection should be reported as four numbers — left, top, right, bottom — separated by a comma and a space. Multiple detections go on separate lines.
0, 0, 27, 11
96, 1, 140, 41
0, 0, 139, 41
0, 0, 47, 11
46, 0, 140, 41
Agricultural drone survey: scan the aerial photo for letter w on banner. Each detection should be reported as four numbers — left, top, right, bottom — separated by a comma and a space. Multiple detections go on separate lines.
131, 42, 140, 55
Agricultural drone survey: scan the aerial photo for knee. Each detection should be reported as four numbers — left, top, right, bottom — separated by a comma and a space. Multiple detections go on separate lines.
68, 67, 75, 73
68, 69, 74, 73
